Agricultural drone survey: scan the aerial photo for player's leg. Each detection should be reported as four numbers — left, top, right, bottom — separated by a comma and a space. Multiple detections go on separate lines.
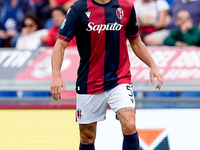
79, 122, 97, 150
107, 84, 139, 150
117, 107, 139, 150
76, 93, 107, 150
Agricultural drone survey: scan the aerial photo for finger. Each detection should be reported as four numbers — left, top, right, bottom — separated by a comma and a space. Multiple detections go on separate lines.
62, 82, 67, 92
54, 86, 59, 100
51, 86, 59, 100
50, 86, 57, 100
58, 87, 61, 100
156, 77, 163, 90
156, 84, 161, 90
50, 86, 54, 97
150, 74, 155, 85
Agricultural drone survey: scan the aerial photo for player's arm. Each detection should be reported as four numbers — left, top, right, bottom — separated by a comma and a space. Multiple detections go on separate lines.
129, 37, 163, 90
50, 2, 79, 100
50, 39, 68, 100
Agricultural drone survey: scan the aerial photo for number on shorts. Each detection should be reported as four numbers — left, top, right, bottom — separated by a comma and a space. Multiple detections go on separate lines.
126, 85, 133, 97
127, 85, 134, 103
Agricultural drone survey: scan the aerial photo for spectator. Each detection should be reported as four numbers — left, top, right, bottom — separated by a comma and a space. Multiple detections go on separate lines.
0, 0, 35, 47
41, 6, 76, 47
163, 10, 200, 46
15, 12, 48, 50
31, 0, 51, 22
144, 0, 200, 46
134, 0, 170, 41
31, 0, 76, 23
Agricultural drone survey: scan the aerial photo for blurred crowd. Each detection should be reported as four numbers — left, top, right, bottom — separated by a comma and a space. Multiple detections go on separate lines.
0, 0, 76, 50
134, 0, 200, 46
0, 0, 200, 50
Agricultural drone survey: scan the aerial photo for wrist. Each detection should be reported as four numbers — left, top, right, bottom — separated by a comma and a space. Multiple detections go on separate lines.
149, 62, 157, 68
52, 72, 61, 78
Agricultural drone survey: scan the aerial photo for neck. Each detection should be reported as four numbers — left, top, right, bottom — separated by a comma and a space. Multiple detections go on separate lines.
94, 0, 111, 4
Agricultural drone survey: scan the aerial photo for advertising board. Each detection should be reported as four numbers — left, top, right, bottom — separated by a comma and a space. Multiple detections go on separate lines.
14, 47, 200, 82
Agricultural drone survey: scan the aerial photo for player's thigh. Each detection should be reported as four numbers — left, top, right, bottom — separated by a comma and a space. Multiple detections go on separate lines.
107, 84, 136, 134
76, 93, 107, 124
107, 84, 136, 113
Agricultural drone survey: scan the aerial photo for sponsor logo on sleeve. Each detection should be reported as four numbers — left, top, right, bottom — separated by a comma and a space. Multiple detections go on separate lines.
60, 19, 66, 29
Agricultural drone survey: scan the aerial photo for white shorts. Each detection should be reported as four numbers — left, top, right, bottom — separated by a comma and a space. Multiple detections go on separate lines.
76, 84, 136, 124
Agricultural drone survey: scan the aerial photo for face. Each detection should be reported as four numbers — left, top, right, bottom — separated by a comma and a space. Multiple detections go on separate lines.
52, 10, 66, 27
24, 18, 38, 34
176, 10, 192, 27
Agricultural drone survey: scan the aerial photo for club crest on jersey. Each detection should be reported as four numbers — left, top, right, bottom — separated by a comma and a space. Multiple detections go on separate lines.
116, 7, 124, 19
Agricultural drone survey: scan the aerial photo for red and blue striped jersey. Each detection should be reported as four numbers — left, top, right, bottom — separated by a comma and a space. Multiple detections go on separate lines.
57, 0, 139, 94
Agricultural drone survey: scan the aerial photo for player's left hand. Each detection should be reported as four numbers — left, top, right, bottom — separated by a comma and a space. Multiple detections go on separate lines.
50, 77, 67, 100
149, 67, 163, 90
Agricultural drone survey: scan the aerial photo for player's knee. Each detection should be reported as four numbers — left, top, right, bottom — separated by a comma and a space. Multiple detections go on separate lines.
80, 131, 96, 145
122, 122, 136, 135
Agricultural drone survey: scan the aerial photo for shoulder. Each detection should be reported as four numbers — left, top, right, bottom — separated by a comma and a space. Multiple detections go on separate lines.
118, 0, 134, 9
71, 0, 87, 9
68, 0, 87, 17
156, 0, 170, 11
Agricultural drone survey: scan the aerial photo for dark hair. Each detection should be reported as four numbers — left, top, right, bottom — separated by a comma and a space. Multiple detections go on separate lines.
50, 6, 66, 16
22, 12, 44, 30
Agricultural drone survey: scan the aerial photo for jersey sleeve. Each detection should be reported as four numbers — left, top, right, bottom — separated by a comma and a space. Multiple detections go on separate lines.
57, 3, 79, 43
126, 5, 139, 40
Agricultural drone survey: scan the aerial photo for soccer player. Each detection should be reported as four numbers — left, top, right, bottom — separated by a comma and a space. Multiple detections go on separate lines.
50, 0, 163, 149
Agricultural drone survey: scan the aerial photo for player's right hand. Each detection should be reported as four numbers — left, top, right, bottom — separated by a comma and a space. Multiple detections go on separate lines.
50, 77, 67, 100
